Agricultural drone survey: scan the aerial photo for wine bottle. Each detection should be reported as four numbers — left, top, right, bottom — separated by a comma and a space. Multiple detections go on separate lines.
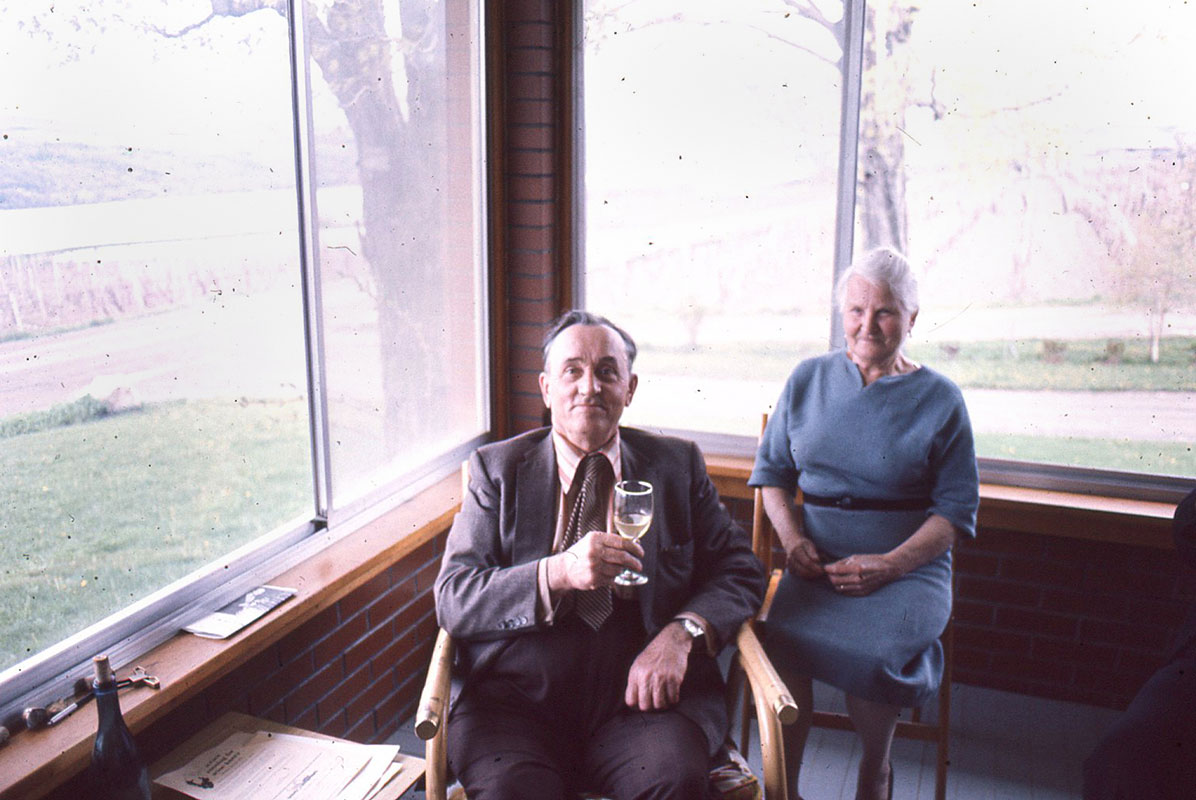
89, 655, 152, 800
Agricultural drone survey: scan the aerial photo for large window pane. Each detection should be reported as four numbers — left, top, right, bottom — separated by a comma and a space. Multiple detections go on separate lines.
308, 0, 489, 512
582, 0, 845, 436
0, 2, 312, 672
854, 0, 1196, 478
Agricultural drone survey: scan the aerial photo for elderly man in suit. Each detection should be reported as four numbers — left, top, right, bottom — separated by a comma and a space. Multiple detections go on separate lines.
435, 310, 765, 800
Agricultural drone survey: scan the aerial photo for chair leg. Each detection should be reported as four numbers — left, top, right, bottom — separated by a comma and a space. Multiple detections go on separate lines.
935, 677, 950, 800
739, 680, 754, 757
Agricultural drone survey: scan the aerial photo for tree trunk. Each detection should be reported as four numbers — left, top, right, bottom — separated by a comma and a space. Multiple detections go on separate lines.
1149, 298, 1164, 364
855, 2, 915, 254
307, 0, 448, 453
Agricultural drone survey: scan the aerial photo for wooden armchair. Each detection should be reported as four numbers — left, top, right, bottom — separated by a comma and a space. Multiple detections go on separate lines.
749, 414, 953, 800
415, 622, 797, 800
414, 462, 798, 800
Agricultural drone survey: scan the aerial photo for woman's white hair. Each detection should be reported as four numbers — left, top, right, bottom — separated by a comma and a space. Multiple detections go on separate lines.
834, 246, 919, 314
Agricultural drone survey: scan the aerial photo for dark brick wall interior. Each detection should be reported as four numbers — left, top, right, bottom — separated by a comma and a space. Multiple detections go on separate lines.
46, 536, 448, 800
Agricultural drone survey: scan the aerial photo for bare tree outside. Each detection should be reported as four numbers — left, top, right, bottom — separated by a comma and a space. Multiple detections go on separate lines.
582, 0, 1196, 475
0, 0, 486, 671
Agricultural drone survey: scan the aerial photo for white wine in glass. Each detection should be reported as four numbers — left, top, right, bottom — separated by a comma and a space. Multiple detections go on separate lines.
613, 480, 652, 586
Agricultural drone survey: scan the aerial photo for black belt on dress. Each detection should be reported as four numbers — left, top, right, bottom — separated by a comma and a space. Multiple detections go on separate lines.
800, 491, 932, 511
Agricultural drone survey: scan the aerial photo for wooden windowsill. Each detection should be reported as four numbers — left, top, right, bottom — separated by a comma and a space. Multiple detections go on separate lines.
0, 472, 462, 800
2, 456, 1179, 798
705, 454, 1177, 550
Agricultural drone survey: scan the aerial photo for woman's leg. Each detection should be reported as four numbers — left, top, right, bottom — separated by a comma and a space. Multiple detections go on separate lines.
776, 667, 814, 800
845, 693, 899, 800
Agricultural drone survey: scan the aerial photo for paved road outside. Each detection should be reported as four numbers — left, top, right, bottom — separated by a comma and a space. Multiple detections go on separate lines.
626, 374, 1196, 443
1, 301, 1192, 446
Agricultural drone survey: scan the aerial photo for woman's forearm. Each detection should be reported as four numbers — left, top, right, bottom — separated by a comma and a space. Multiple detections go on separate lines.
885, 513, 958, 575
761, 486, 805, 551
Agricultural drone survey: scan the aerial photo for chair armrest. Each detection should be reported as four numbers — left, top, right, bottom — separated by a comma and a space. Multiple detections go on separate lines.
417, 629, 454, 800
416, 628, 455, 740
755, 569, 783, 623
735, 622, 797, 725
736, 620, 796, 800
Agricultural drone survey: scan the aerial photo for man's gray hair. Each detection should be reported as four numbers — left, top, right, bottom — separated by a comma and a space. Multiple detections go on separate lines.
542, 310, 638, 369
834, 246, 920, 314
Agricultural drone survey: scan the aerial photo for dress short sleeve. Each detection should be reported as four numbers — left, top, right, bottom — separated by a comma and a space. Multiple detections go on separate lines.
748, 365, 801, 495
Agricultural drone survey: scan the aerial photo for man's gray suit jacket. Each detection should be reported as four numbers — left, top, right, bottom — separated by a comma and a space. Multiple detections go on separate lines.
434, 425, 766, 754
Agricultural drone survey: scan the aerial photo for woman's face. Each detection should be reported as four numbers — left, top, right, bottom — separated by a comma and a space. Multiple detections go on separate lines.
842, 274, 916, 368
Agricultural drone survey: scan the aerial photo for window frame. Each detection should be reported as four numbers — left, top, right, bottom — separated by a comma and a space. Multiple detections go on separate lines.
571, 0, 1193, 507
0, 0, 492, 727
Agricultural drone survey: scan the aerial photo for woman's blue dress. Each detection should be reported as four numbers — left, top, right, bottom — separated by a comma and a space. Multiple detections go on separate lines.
749, 350, 979, 707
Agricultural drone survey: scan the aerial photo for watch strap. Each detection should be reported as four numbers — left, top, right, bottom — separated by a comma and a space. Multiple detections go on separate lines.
675, 616, 704, 639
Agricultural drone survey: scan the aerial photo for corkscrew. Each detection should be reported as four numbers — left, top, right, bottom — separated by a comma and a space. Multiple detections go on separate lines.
21, 666, 160, 731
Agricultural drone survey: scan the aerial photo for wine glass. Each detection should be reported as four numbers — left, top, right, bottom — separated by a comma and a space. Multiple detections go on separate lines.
613, 480, 653, 586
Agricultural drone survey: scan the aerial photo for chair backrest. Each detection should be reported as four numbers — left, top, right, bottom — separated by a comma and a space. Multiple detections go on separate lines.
750, 412, 781, 574
751, 485, 775, 575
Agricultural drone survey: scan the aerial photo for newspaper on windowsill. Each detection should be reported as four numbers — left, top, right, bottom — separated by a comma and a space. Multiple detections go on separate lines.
155, 728, 404, 800
183, 585, 296, 639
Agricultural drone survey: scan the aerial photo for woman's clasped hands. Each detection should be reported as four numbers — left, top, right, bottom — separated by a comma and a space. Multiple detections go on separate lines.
785, 537, 901, 597
824, 553, 901, 597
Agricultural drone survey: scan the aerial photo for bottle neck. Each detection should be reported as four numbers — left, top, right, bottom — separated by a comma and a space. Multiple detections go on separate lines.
94, 680, 125, 724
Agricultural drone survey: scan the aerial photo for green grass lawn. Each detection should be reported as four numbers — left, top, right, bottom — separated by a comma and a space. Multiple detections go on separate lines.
976, 433, 1196, 476
907, 337, 1196, 391
639, 335, 1196, 391
0, 398, 311, 670
2, 335, 1192, 672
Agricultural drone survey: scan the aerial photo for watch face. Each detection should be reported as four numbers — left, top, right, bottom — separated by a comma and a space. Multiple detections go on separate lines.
681, 618, 702, 638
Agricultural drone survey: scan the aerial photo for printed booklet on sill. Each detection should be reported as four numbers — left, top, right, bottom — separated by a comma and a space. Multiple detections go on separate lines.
184, 585, 297, 640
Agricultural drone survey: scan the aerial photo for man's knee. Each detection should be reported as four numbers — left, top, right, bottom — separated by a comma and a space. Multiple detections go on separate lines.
590, 712, 711, 800
447, 709, 571, 800
642, 756, 708, 800
1082, 711, 1166, 800
458, 759, 569, 800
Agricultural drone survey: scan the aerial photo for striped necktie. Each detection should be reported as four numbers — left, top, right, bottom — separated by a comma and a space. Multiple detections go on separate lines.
562, 452, 614, 630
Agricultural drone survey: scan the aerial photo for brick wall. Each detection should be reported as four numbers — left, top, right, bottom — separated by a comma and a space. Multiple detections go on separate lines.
500, 0, 571, 436
46, 535, 448, 800
952, 527, 1194, 708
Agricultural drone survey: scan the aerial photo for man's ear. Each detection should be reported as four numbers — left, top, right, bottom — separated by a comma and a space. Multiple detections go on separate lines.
625, 373, 638, 406
538, 371, 551, 407
908, 309, 919, 333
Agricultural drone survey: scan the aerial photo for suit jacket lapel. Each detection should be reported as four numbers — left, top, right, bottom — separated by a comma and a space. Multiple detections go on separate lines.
514, 432, 559, 565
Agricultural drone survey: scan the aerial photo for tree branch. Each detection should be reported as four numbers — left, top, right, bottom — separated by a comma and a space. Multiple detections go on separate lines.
746, 23, 839, 71
586, 1, 843, 69
971, 90, 1066, 119
151, 0, 286, 38
779, 0, 837, 33
151, 11, 218, 38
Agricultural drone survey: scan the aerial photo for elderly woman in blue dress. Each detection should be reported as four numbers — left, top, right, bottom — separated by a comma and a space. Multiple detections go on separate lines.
749, 247, 979, 800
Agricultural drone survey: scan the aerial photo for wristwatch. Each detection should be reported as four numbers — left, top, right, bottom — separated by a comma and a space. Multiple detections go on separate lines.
675, 616, 705, 641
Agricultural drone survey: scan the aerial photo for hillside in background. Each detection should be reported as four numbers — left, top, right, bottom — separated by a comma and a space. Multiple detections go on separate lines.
0, 126, 357, 210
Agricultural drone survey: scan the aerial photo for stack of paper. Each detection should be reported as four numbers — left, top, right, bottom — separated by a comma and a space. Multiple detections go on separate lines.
155, 728, 405, 800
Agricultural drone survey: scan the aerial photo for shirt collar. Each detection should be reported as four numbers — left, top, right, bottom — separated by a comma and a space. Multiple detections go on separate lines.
552, 428, 622, 495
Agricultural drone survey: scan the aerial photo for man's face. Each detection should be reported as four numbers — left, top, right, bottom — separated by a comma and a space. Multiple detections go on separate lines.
539, 324, 637, 453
